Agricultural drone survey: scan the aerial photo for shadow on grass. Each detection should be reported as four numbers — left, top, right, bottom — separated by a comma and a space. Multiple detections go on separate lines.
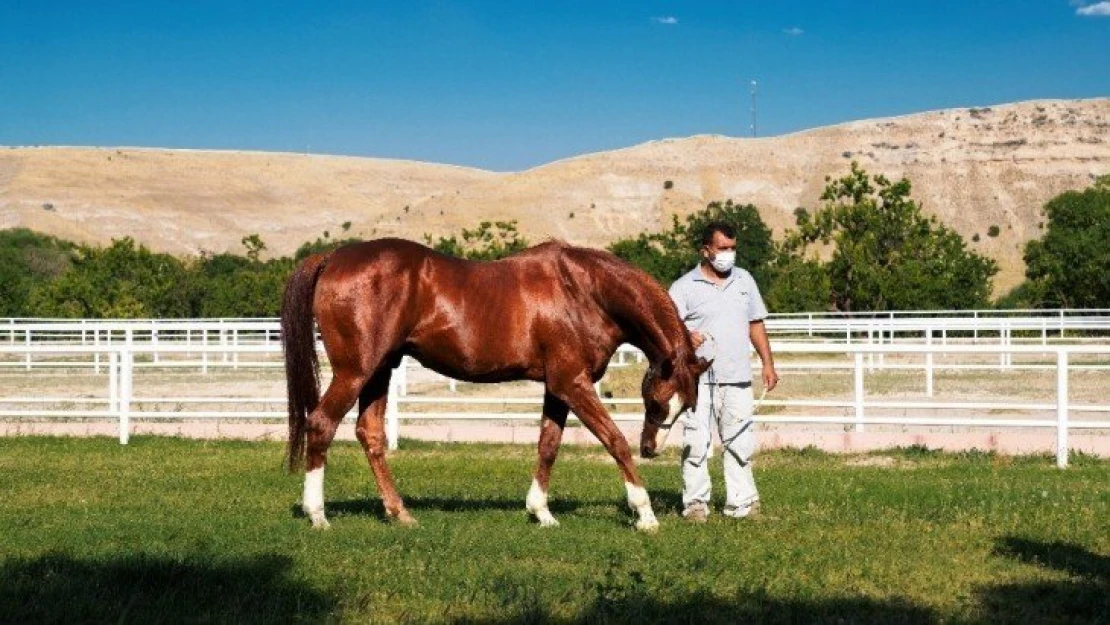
308, 495, 583, 520
979, 536, 1110, 623
474, 587, 937, 625
0, 552, 332, 624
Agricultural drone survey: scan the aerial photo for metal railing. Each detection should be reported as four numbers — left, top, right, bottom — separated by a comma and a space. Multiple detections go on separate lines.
4, 310, 1110, 372
1, 341, 1107, 468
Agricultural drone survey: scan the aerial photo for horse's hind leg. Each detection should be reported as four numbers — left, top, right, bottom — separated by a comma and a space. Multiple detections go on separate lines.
527, 393, 569, 527
303, 370, 365, 529
355, 368, 417, 526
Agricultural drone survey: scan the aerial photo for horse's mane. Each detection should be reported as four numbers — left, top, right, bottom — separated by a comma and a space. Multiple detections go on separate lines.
552, 243, 693, 365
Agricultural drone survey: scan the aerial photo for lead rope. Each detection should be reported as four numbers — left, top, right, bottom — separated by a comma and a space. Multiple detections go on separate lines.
654, 332, 770, 453
657, 385, 768, 454
655, 331, 712, 451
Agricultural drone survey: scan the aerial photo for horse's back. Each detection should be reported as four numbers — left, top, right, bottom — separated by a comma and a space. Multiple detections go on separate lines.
320, 238, 431, 277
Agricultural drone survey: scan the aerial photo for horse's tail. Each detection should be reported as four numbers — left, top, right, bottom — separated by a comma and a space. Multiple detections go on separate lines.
281, 253, 329, 472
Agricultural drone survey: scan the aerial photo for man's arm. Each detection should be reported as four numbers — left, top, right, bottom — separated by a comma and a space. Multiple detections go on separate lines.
750, 320, 779, 391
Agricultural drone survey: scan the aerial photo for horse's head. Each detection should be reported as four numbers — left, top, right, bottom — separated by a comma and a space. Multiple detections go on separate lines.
639, 352, 711, 458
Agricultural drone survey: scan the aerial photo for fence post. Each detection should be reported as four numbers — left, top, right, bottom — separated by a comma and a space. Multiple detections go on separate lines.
854, 352, 865, 432
398, 356, 409, 396
386, 374, 400, 450
925, 328, 934, 398
151, 321, 160, 364
24, 328, 31, 370
867, 329, 874, 372
1056, 350, 1069, 469
119, 349, 133, 445
109, 351, 119, 424
1003, 328, 1012, 370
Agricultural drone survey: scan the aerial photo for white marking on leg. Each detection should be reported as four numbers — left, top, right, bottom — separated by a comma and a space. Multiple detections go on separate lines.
526, 478, 559, 527
303, 466, 330, 529
625, 481, 659, 532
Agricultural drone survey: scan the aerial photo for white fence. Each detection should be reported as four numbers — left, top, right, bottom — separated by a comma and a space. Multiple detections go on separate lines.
2, 340, 1108, 468
4, 309, 1110, 352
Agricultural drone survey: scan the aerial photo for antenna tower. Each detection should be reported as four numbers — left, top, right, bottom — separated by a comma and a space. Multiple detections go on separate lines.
750, 80, 758, 138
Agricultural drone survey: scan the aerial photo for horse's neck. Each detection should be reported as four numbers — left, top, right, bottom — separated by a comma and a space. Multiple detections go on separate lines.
606, 273, 683, 365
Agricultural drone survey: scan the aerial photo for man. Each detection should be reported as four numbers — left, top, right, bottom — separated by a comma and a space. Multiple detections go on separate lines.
667, 222, 779, 522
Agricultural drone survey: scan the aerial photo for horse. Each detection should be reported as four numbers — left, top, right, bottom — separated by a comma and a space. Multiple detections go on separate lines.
281, 238, 709, 531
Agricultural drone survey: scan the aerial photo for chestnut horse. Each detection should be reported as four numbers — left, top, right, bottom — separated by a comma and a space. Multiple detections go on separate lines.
281, 238, 708, 531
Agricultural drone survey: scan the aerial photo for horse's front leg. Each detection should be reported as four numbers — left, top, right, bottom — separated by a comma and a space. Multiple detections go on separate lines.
556, 375, 660, 532
528, 393, 569, 527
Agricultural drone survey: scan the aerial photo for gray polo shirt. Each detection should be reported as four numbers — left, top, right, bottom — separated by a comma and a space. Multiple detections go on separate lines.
668, 265, 769, 384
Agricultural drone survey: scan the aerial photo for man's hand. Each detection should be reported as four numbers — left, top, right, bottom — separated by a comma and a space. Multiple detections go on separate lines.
762, 363, 779, 392
690, 331, 706, 349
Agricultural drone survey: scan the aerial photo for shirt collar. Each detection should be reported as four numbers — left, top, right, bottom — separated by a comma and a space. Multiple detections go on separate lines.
690, 264, 736, 288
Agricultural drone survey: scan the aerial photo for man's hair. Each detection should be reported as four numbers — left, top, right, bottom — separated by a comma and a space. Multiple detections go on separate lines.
700, 222, 736, 247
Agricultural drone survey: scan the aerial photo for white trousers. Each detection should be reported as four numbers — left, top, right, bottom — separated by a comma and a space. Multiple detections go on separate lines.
681, 383, 758, 509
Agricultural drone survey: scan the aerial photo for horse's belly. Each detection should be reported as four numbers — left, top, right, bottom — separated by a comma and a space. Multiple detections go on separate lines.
408, 349, 542, 384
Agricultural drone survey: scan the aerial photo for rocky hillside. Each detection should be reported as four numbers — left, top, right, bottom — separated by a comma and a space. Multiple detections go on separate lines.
2, 98, 1107, 292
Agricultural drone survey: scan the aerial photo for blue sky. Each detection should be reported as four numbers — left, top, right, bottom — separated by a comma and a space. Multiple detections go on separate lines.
1, 1, 1107, 171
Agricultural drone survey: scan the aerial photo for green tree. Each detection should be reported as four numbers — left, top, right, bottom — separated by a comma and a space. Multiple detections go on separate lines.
191, 251, 293, 318
0, 229, 75, 316
28, 238, 195, 318
424, 220, 529, 261
764, 249, 832, 313
1021, 176, 1110, 308
241, 234, 267, 262
293, 232, 362, 262
787, 162, 997, 311
607, 200, 774, 286
197, 261, 292, 317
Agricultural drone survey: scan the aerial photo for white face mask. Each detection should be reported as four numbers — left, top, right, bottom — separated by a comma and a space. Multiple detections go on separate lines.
709, 250, 736, 273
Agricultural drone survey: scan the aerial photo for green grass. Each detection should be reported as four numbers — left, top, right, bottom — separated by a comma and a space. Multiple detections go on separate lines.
1, 437, 1107, 623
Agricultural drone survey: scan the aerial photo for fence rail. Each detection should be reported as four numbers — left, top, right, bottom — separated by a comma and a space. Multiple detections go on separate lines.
6, 310, 1110, 343
2, 341, 1108, 468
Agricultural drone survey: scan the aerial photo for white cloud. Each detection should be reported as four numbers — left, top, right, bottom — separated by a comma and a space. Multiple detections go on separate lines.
652, 16, 679, 25
783, 26, 804, 36
1077, 1, 1110, 16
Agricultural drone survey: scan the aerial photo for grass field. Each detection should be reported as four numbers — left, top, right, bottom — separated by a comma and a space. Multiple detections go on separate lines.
1, 437, 1107, 624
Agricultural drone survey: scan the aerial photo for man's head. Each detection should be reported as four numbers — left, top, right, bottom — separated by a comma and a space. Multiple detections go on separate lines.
699, 222, 737, 275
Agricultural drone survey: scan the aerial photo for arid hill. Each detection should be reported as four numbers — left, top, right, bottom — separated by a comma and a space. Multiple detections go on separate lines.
2, 98, 1107, 292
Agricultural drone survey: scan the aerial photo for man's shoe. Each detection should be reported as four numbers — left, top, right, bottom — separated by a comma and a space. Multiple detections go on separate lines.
682, 502, 709, 523
722, 501, 760, 519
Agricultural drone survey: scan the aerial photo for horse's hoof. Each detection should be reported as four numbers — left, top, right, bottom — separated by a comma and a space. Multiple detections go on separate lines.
535, 513, 560, 528
309, 515, 331, 530
635, 518, 660, 533
392, 510, 420, 527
